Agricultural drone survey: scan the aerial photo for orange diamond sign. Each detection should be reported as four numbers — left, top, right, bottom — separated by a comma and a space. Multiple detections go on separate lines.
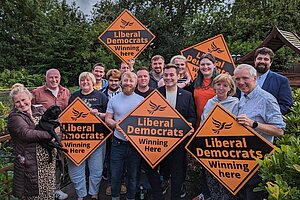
117, 90, 193, 168
98, 9, 155, 64
181, 34, 236, 81
59, 97, 112, 166
185, 103, 275, 195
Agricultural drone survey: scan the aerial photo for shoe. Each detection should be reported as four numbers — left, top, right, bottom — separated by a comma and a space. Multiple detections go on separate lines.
102, 168, 108, 181
121, 184, 127, 194
106, 185, 112, 196
161, 180, 169, 195
192, 193, 211, 200
180, 184, 187, 198
54, 190, 68, 200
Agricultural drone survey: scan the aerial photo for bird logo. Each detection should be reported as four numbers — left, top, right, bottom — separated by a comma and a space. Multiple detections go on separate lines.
120, 19, 134, 29
71, 108, 88, 121
147, 100, 167, 115
208, 42, 224, 54
212, 118, 233, 134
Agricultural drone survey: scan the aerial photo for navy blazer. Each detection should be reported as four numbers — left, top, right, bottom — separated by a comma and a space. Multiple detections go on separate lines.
237, 70, 293, 115
157, 86, 197, 128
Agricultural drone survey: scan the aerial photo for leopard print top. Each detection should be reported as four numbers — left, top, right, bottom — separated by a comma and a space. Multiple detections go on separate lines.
27, 115, 56, 200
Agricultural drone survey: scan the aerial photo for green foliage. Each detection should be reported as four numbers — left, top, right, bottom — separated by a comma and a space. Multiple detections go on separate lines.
257, 89, 300, 199
0, 101, 10, 135
0, 68, 44, 88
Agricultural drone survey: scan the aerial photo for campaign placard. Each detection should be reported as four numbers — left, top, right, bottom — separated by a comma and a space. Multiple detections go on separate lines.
185, 103, 275, 195
98, 9, 155, 64
181, 34, 236, 81
117, 90, 193, 168
59, 97, 112, 166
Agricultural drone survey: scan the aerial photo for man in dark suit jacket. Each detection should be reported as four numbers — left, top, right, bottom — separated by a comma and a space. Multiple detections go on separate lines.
237, 47, 293, 115
144, 63, 196, 200
254, 47, 293, 115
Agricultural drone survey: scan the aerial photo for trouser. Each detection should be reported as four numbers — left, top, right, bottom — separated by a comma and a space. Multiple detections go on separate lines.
110, 136, 141, 200
67, 142, 106, 198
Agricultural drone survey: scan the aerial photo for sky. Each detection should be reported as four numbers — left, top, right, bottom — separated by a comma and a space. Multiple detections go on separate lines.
66, 0, 99, 17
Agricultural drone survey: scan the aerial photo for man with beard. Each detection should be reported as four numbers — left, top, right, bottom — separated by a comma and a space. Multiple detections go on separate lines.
105, 71, 144, 200
253, 47, 293, 115
102, 69, 122, 100
135, 66, 154, 98
149, 55, 165, 88
92, 63, 108, 92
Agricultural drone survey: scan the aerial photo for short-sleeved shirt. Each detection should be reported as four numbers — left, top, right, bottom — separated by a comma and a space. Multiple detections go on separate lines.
238, 86, 285, 143
106, 92, 144, 141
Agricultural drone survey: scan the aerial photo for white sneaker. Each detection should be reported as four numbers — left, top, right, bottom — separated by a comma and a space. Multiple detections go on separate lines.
54, 190, 68, 200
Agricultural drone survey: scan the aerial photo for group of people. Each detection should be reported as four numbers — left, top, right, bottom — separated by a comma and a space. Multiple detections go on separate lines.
7, 47, 292, 200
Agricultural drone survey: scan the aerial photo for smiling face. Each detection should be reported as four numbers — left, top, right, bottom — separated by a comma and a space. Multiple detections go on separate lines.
151, 58, 164, 74
46, 69, 61, 90
80, 76, 94, 93
163, 67, 179, 89
254, 53, 272, 75
199, 58, 215, 78
92, 65, 105, 81
121, 74, 137, 95
137, 69, 150, 88
214, 80, 231, 101
234, 68, 257, 95
13, 92, 32, 114
174, 58, 186, 75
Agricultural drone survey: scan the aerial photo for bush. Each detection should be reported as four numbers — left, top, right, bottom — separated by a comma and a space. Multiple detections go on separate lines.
0, 68, 44, 88
256, 89, 300, 200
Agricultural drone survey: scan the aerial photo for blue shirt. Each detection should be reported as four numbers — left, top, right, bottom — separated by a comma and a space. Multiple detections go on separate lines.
257, 70, 270, 87
238, 86, 285, 143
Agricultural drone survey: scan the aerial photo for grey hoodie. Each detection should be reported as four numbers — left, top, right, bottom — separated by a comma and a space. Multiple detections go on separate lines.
201, 96, 239, 122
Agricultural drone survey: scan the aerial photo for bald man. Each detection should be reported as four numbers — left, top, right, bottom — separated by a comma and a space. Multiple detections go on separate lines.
32, 68, 70, 200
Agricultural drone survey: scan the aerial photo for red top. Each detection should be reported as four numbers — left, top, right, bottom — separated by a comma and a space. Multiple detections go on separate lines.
193, 78, 215, 128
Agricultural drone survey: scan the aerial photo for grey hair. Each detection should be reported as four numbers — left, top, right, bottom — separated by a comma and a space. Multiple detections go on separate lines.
234, 64, 257, 77
79, 72, 96, 86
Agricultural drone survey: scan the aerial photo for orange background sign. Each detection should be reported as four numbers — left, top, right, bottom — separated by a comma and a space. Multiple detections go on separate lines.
181, 34, 236, 81
98, 9, 155, 64
185, 103, 275, 195
117, 90, 193, 168
59, 97, 112, 166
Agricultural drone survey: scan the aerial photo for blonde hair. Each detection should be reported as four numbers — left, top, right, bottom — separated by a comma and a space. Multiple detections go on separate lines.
121, 71, 137, 82
10, 83, 33, 100
79, 72, 96, 85
213, 74, 236, 96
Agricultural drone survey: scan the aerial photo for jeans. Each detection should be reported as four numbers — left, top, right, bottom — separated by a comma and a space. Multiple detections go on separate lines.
110, 136, 141, 200
67, 142, 106, 198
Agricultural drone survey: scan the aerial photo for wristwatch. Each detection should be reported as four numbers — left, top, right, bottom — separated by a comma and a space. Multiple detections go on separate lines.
252, 121, 258, 129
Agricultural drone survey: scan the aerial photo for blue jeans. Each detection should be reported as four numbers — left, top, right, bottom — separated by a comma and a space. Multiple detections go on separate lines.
110, 136, 141, 200
67, 142, 106, 198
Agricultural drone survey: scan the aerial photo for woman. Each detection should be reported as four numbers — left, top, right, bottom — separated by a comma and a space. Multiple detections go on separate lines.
67, 72, 108, 200
201, 74, 239, 200
157, 55, 192, 91
202, 74, 239, 121
7, 83, 56, 199
194, 53, 219, 128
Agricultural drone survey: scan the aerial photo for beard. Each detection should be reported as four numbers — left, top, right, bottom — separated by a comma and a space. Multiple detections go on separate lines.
255, 64, 269, 74
122, 86, 135, 95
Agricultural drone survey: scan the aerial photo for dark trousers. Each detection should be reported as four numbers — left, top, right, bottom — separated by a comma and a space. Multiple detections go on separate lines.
145, 145, 187, 200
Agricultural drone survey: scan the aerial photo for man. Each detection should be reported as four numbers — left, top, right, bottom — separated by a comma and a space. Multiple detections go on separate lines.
102, 69, 122, 100
145, 63, 196, 200
31, 68, 70, 200
253, 47, 293, 115
134, 66, 154, 98
105, 71, 144, 200
149, 55, 165, 88
92, 63, 108, 92
120, 58, 135, 74
235, 64, 285, 199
